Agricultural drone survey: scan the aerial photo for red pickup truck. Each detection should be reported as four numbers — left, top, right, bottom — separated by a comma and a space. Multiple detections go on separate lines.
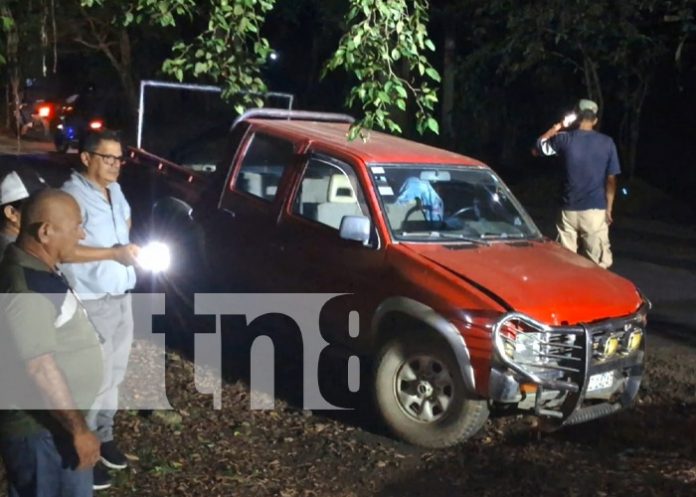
131, 109, 648, 448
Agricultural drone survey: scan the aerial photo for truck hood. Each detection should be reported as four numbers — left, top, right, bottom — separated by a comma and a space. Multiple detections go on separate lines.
402, 240, 642, 324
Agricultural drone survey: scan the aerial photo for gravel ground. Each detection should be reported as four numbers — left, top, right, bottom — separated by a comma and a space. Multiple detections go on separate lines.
42, 331, 695, 497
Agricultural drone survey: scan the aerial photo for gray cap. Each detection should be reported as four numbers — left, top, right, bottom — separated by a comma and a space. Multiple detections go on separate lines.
578, 99, 599, 114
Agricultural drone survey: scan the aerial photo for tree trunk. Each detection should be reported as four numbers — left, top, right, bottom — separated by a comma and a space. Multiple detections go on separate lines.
582, 53, 604, 124
77, 10, 139, 124
619, 77, 650, 180
2, 3, 21, 146
51, 0, 58, 73
441, 26, 456, 147
117, 29, 138, 121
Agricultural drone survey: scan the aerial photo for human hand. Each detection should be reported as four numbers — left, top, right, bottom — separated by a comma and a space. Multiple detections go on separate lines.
540, 123, 563, 141
113, 243, 140, 266
606, 209, 613, 225
562, 112, 577, 128
73, 430, 101, 469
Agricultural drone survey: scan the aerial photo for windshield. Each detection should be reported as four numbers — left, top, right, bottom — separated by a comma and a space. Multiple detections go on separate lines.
369, 164, 541, 242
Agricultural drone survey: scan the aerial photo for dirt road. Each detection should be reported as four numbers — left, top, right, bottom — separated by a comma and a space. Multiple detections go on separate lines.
0, 132, 56, 155
92, 330, 695, 497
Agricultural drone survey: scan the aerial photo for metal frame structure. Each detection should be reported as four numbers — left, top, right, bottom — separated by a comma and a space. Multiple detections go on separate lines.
136, 79, 294, 148
231, 108, 355, 128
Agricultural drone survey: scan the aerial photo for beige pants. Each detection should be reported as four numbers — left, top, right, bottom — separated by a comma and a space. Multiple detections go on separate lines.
556, 209, 613, 268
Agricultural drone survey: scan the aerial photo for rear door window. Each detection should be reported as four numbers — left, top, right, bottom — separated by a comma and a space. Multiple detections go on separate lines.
233, 133, 295, 202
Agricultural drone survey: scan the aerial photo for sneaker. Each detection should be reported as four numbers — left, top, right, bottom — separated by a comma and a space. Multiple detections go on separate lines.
93, 463, 112, 491
100, 440, 128, 470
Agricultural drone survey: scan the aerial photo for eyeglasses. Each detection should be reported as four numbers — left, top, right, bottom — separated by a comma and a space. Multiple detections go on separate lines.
89, 151, 126, 166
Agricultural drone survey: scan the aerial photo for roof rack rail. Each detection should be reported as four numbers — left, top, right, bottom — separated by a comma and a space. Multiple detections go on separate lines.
232, 108, 355, 129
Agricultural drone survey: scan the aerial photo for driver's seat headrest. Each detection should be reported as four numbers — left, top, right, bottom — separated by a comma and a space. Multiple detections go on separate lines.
328, 174, 356, 203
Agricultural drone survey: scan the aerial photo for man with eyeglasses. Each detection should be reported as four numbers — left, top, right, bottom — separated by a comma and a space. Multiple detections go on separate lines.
60, 130, 139, 491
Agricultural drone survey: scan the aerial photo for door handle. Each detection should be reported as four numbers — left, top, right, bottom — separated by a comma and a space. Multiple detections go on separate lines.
222, 208, 236, 219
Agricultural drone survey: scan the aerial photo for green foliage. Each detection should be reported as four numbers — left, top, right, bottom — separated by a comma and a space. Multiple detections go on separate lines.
1, 14, 14, 32
161, 0, 275, 110
323, 0, 440, 139
79, 0, 442, 139
0, 13, 11, 65
81, 0, 196, 27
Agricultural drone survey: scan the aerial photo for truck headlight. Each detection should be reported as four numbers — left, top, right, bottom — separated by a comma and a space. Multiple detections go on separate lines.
601, 336, 620, 357
494, 314, 579, 382
499, 320, 551, 371
625, 330, 643, 352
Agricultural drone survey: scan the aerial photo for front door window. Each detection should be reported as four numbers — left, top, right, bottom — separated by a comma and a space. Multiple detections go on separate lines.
292, 156, 370, 230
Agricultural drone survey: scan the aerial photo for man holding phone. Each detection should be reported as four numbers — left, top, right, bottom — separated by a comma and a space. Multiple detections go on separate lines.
535, 99, 621, 269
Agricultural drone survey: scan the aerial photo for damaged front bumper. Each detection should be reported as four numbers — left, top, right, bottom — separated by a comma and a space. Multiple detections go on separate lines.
489, 304, 649, 426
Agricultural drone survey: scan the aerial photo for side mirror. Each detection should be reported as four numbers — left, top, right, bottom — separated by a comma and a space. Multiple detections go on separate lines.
151, 196, 194, 238
339, 215, 371, 245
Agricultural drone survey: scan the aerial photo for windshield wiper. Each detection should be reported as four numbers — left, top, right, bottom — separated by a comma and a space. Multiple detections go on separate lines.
399, 231, 442, 239
480, 232, 528, 240
439, 233, 490, 245
399, 231, 489, 245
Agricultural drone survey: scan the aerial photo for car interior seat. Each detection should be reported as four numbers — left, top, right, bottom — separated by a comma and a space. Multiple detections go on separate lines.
316, 174, 362, 229
240, 171, 263, 197
298, 177, 331, 218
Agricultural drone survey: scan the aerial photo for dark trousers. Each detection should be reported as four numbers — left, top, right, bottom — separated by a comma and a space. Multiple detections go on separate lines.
0, 430, 92, 497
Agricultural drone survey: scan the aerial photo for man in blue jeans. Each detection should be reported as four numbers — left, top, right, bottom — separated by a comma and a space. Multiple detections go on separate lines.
61, 130, 139, 491
0, 189, 103, 497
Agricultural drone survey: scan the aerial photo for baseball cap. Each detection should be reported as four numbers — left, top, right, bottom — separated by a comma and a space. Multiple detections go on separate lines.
0, 170, 46, 206
578, 99, 599, 114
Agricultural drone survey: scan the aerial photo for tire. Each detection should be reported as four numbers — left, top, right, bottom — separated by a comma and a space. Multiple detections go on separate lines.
373, 335, 489, 448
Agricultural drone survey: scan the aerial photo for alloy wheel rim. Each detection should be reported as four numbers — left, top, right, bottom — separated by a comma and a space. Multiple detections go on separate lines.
394, 354, 454, 423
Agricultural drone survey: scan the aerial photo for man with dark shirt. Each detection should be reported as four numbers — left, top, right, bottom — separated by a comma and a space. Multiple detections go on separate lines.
0, 189, 103, 497
536, 99, 620, 268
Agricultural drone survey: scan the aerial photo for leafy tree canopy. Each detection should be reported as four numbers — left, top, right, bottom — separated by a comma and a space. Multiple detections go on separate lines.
79, 0, 441, 139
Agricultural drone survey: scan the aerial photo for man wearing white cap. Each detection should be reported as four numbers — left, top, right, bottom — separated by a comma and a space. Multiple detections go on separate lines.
1, 170, 137, 266
535, 98, 620, 269
0, 170, 45, 256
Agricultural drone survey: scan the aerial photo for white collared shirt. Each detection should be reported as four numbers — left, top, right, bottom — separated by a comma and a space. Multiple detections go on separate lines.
60, 171, 136, 298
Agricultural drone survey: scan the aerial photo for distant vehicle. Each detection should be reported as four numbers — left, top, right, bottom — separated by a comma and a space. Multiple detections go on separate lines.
12, 78, 61, 140
14, 99, 55, 139
129, 109, 649, 448
53, 94, 106, 152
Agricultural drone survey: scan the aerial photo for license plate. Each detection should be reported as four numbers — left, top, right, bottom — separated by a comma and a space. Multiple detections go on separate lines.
587, 371, 614, 392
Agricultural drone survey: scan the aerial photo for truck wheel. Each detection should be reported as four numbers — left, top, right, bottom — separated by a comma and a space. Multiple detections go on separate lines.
373, 336, 489, 448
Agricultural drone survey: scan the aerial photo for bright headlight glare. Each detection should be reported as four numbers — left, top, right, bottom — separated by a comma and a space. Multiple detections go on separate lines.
137, 242, 171, 273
